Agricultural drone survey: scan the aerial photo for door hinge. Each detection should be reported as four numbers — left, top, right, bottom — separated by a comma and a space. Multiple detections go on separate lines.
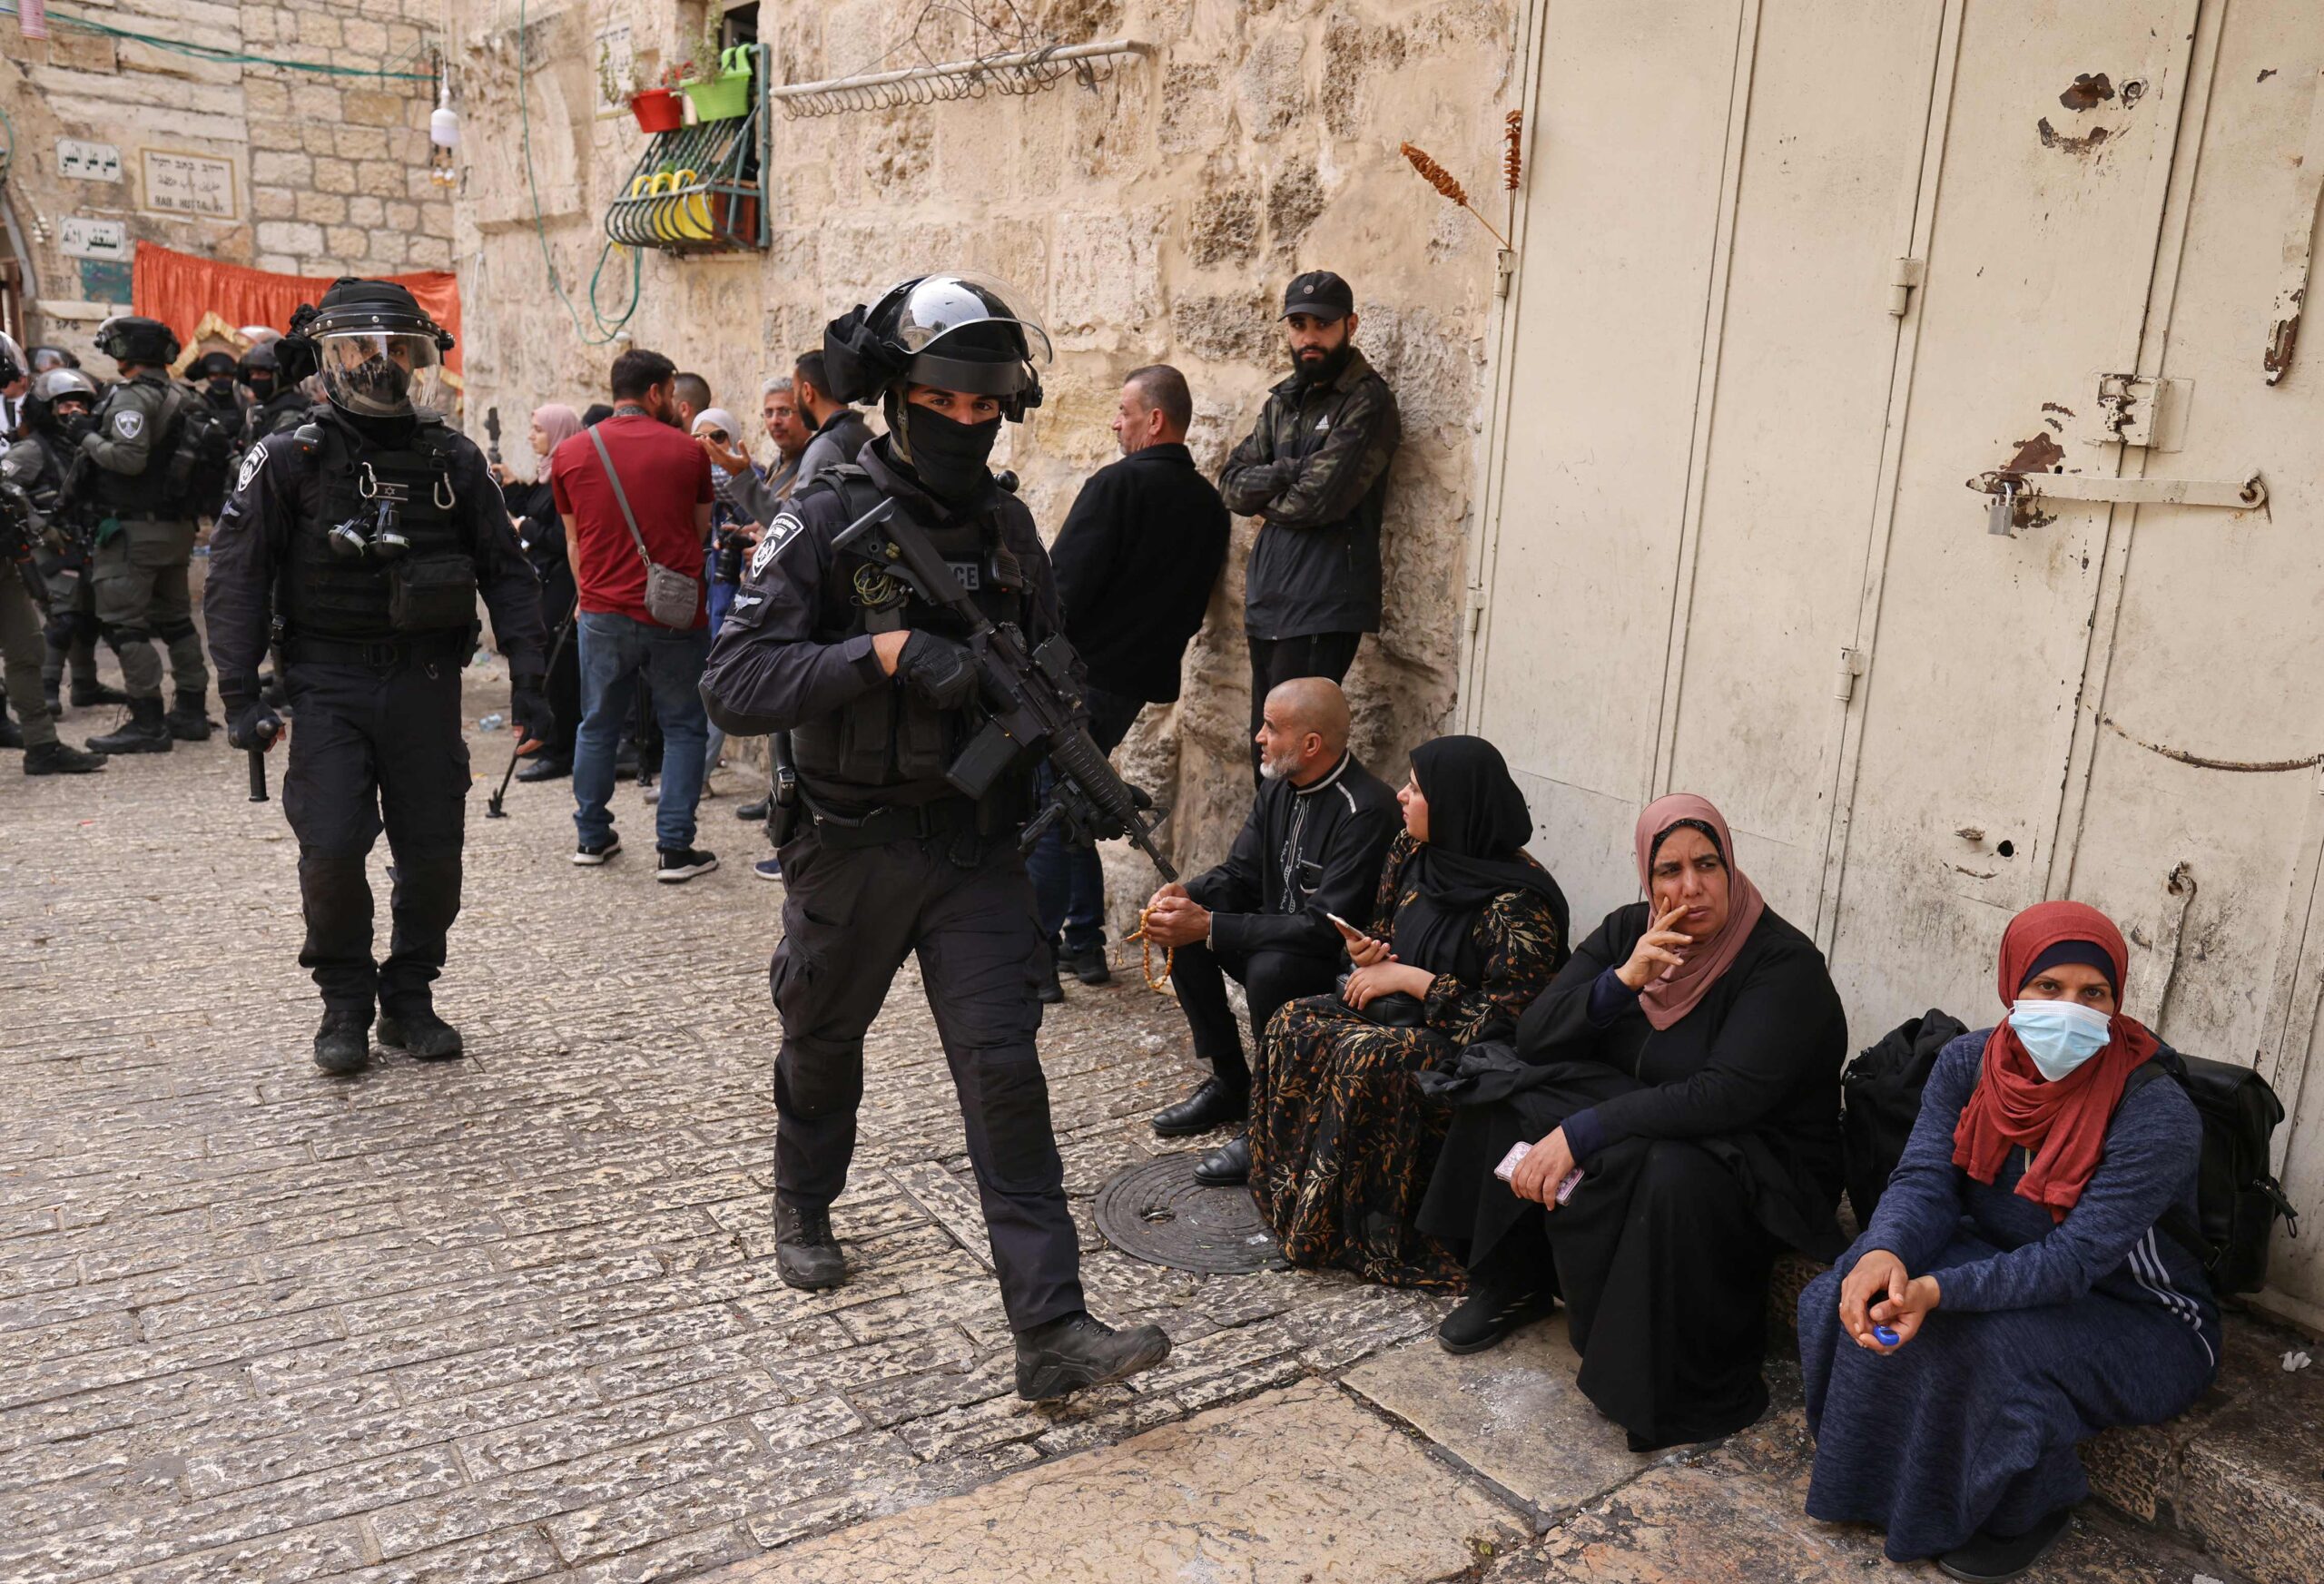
1835, 646, 1868, 702
1887, 258, 1925, 317
1466, 587, 1486, 638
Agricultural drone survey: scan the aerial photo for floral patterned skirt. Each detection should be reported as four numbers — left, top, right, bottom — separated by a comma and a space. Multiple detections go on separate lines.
1247, 995, 1466, 1290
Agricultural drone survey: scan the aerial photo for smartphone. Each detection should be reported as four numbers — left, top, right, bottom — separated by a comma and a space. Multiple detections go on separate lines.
1326, 911, 1361, 936
1493, 1141, 1531, 1181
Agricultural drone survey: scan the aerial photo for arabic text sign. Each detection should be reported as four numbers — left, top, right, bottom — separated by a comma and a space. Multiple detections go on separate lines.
57, 140, 123, 182
58, 217, 128, 261
142, 149, 237, 220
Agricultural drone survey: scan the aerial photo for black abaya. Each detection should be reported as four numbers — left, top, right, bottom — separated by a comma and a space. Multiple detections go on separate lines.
1418, 900, 1846, 1449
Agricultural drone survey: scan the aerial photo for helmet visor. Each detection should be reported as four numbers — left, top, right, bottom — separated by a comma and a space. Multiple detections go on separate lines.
317, 331, 448, 418
890, 273, 1051, 398
0, 332, 23, 382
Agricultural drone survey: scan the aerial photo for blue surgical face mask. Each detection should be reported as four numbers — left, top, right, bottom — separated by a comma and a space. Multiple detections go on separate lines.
2008, 998, 2114, 1082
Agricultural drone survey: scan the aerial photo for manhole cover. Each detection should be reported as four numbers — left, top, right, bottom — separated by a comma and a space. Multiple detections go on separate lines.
1094, 1153, 1288, 1274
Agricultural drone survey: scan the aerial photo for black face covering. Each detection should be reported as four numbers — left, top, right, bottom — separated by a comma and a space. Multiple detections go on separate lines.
1291, 336, 1354, 389
247, 375, 276, 400
901, 401, 1001, 503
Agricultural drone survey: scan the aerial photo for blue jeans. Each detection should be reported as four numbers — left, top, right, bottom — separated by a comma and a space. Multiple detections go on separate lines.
1027, 684, 1144, 953
573, 610, 710, 852
703, 577, 737, 779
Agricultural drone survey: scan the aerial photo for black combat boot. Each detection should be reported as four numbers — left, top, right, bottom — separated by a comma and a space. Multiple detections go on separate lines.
1060, 943, 1112, 986
41, 678, 62, 719
313, 1010, 372, 1076
24, 741, 108, 775
1014, 1312, 1172, 1402
774, 1202, 846, 1291
70, 679, 130, 708
165, 694, 216, 741
378, 1005, 464, 1059
86, 698, 172, 754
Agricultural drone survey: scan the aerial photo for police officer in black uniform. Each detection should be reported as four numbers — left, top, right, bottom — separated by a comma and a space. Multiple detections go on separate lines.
702, 275, 1171, 1402
204, 280, 552, 1076
1, 367, 127, 719
238, 341, 312, 450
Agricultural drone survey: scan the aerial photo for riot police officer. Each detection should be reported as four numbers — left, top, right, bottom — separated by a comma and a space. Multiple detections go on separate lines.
1, 367, 127, 717
0, 335, 108, 774
204, 279, 552, 1076
79, 314, 215, 752
701, 274, 1170, 1402
237, 341, 307, 449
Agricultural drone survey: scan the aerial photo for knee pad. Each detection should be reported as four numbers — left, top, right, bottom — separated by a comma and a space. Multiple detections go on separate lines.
103, 625, 153, 653
44, 613, 78, 650
156, 617, 198, 645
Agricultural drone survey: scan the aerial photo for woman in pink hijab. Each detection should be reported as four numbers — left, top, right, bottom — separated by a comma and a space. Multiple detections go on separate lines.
1418, 792, 1848, 1451
494, 403, 585, 778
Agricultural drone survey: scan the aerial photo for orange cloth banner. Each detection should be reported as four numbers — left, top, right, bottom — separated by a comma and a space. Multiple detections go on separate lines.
131, 242, 462, 375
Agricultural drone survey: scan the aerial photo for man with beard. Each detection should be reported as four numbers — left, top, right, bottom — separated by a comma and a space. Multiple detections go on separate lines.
1218, 271, 1403, 782
699, 273, 1172, 1401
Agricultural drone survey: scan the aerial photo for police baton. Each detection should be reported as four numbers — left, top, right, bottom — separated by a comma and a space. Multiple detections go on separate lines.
247, 719, 280, 802
486, 600, 577, 819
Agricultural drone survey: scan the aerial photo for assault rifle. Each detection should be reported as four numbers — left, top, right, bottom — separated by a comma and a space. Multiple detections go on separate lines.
832, 499, 1177, 882
0, 481, 50, 615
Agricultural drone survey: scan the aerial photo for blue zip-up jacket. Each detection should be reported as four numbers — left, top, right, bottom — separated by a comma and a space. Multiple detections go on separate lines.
1865, 1031, 2220, 1368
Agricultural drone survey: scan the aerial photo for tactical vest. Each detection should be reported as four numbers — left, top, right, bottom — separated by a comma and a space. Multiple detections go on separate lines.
280, 418, 470, 643
789, 466, 1029, 803
87, 379, 183, 516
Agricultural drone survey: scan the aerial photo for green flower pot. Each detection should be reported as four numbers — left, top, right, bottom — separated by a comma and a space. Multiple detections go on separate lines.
680, 47, 753, 123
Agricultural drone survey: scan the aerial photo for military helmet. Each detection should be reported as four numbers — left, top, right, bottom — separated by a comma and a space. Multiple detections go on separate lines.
822, 273, 1049, 420
193, 350, 240, 381
23, 368, 101, 433
28, 345, 81, 374
238, 341, 281, 382
292, 278, 455, 419
93, 315, 182, 369
0, 331, 23, 389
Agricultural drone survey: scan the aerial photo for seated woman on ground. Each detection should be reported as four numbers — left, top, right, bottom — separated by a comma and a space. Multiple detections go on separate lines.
1416, 792, 1848, 1453
1797, 900, 2217, 1584
1238, 735, 1568, 1289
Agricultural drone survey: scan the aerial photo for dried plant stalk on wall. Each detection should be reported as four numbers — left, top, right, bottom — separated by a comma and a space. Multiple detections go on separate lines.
1400, 141, 1511, 249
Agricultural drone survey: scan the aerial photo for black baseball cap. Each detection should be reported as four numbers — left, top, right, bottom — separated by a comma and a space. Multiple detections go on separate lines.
1281, 271, 1354, 322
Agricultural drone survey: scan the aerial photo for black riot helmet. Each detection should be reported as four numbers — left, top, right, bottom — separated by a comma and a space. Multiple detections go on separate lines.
93, 315, 181, 370
28, 345, 80, 374
822, 273, 1049, 422
238, 340, 281, 398
24, 368, 101, 434
193, 350, 240, 383
0, 331, 23, 389
289, 278, 455, 419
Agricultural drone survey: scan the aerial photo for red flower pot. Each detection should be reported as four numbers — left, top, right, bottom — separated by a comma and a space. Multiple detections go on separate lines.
630, 90, 684, 133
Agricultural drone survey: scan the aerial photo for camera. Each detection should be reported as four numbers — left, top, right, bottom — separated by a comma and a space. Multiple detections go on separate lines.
713, 525, 748, 585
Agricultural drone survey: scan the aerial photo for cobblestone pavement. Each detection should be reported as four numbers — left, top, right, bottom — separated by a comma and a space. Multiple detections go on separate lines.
0, 675, 1443, 1584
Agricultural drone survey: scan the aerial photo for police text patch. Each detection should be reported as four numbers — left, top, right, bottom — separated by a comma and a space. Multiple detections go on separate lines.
236, 445, 266, 494
748, 512, 806, 581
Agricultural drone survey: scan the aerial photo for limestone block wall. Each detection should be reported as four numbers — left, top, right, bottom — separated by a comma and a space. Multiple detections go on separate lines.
0, 0, 452, 359
452, 0, 1520, 904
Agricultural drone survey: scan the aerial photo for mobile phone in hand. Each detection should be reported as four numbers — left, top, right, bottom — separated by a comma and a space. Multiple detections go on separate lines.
1494, 1141, 1531, 1181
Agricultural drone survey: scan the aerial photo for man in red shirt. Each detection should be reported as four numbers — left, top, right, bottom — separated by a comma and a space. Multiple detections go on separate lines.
549, 349, 720, 880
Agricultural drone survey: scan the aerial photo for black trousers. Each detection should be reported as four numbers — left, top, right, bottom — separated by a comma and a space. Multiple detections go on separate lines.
770, 824, 1082, 1332
1247, 631, 1361, 782
280, 657, 468, 1017
1167, 939, 1339, 1092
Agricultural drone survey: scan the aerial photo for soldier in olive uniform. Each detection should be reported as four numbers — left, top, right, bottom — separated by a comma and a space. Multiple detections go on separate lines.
0, 336, 109, 775
1, 366, 124, 718
80, 315, 216, 753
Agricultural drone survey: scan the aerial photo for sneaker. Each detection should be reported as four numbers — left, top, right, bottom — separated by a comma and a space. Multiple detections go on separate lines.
572, 835, 622, 866
1061, 943, 1113, 986
656, 847, 718, 882
1436, 1283, 1558, 1355
753, 857, 783, 881
1014, 1312, 1172, 1401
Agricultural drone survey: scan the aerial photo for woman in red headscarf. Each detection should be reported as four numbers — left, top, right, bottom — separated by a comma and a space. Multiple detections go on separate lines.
1418, 793, 1850, 1451
1797, 900, 2217, 1581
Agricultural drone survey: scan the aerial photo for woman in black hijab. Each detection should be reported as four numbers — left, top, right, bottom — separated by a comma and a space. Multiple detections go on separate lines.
1246, 735, 1569, 1287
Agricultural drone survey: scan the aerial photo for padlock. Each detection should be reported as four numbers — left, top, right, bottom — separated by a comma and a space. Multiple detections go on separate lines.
1986, 477, 2021, 537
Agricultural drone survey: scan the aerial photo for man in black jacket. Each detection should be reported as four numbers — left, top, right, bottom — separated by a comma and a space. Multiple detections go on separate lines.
1137, 677, 1398, 1179
1032, 364, 1229, 989
1218, 271, 1403, 782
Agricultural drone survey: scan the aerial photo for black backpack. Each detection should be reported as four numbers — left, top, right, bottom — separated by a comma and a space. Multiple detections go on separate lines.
2120, 1048, 2297, 1295
1839, 1009, 1968, 1227
160, 389, 236, 518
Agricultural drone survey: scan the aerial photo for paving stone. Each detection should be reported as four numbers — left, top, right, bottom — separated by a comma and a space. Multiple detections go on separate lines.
705, 1379, 1527, 1581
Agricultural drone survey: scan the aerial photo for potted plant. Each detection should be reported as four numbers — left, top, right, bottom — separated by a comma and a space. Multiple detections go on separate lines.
602, 45, 684, 134
677, 15, 753, 124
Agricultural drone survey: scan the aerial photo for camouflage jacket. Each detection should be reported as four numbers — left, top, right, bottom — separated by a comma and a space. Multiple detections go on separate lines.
1217, 348, 1402, 640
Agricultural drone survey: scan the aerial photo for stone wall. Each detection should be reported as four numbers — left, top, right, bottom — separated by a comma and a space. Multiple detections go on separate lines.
451, 0, 1520, 906
0, 0, 451, 359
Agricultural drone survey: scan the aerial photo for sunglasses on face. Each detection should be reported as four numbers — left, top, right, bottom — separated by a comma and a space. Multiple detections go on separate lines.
705, 429, 729, 444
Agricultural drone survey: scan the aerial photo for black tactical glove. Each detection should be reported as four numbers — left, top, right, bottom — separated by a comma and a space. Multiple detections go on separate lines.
511, 683, 555, 747
226, 698, 283, 752
896, 630, 980, 710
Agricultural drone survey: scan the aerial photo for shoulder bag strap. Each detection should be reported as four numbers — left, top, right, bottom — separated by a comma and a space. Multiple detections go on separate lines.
586, 425, 655, 571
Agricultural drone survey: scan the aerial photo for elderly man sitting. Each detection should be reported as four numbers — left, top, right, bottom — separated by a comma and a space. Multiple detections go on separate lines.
1140, 678, 1399, 1178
